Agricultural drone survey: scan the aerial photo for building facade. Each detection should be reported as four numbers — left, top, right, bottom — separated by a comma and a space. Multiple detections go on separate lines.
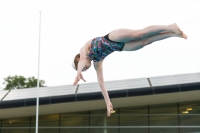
0, 73, 200, 133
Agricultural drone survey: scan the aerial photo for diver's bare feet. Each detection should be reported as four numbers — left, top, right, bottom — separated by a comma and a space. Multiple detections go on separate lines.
169, 23, 187, 39
181, 32, 188, 39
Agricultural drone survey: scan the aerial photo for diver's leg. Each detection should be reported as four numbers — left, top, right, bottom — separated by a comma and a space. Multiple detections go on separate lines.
109, 23, 187, 43
122, 31, 184, 51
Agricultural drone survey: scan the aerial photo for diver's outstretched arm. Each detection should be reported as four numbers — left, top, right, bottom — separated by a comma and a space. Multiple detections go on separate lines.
94, 61, 113, 117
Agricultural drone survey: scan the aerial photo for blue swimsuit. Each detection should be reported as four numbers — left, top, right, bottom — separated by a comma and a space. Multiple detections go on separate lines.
88, 34, 124, 62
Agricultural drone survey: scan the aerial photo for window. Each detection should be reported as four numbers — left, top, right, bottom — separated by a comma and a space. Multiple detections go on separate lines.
149, 103, 179, 133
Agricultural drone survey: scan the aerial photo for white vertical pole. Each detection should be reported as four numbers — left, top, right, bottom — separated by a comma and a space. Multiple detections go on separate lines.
104, 117, 107, 133
36, 11, 42, 133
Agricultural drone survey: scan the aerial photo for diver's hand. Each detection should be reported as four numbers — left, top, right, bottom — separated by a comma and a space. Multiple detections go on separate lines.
107, 102, 114, 117
73, 73, 86, 86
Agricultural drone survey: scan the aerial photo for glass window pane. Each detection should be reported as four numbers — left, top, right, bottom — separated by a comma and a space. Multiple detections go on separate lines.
179, 101, 200, 126
60, 128, 89, 133
120, 106, 148, 133
61, 112, 89, 126
120, 106, 148, 126
2, 117, 30, 127
31, 114, 60, 127
149, 103, 178, 127
31, 129, 59, 133
150, 103, 178, 114
89, 128, 103, 133
90, 109, 106, 126
150, 128, 179, 133
107, 128, 118, 133
180, 115, 200, 126
1, 129, 30, 133
60, 111, 89, 133
179, 101, 200, 114
180, 128, 200, 133
90, 128, 118, 133
120, 128, 148, 133
31, 114, 60, 133
107, 115, 118, 126
0, 119, 1, 132
90, 109, 119, 126
120, 105, 148, 114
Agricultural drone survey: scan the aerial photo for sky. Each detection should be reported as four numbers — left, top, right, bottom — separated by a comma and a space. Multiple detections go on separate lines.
0, 0, 200, 90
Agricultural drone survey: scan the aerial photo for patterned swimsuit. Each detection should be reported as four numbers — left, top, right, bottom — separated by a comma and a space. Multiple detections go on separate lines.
88, 34, 125, 62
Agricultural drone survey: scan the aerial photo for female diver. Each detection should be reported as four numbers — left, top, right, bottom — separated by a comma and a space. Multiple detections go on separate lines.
72, 23, 187, 117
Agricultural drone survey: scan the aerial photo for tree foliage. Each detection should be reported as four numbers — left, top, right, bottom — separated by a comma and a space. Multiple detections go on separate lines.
3, 75, 46, 90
